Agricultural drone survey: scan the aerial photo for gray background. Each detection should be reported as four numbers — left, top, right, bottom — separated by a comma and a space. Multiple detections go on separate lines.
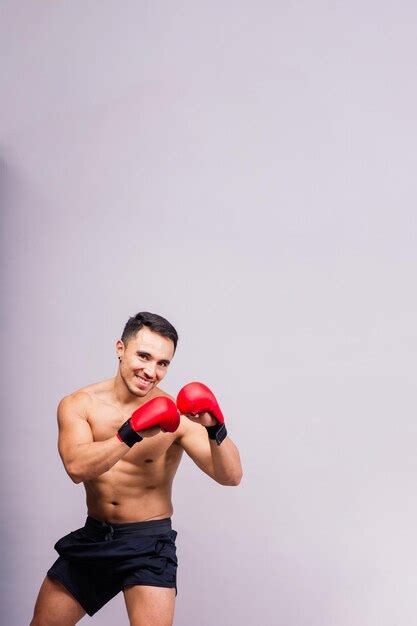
1, 1, 417, 625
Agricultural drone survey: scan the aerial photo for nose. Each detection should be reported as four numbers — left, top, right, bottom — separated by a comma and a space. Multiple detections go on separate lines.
143, 363, 157, 379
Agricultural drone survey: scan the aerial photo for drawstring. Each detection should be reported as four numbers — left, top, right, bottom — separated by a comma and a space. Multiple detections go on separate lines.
100, 521, 115, 541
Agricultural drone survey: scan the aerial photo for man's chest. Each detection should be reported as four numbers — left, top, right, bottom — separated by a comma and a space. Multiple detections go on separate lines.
87, 407, 181, 467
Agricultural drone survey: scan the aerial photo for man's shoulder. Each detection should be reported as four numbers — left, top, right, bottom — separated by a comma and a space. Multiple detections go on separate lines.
152, 387, 175, 402
59, 379, 113, 409
57, 390, 93, 417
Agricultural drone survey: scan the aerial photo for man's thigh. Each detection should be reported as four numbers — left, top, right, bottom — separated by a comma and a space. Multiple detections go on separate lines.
123, 585, 176, 626
30, 576, 86, 626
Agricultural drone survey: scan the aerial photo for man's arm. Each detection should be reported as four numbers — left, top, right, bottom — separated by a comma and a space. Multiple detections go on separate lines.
175, 416, 243, 486
57, 392, 130, 484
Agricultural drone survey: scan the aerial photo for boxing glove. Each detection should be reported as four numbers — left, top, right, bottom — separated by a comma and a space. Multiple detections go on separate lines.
117, 396, 180, 447
176, 382, 227, 445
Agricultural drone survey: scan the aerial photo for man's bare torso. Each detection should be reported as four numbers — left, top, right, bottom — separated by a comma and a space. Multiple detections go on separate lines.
74, 378, 183, 523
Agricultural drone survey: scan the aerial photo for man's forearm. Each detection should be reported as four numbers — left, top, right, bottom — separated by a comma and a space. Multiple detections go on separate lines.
64, 436, 129, 484
209, 436, 243, 486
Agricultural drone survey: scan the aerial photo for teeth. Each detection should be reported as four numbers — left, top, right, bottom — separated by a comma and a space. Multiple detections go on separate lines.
135, 375, 150, 383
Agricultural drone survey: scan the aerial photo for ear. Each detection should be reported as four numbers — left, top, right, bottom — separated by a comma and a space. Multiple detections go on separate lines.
116, 339, 125, 362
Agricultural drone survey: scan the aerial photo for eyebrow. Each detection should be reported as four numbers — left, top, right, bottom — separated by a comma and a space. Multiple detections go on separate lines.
137, 350, 171, 365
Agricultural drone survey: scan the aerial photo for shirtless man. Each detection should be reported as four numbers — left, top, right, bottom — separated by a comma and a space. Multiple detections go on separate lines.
30, 311, 243, 626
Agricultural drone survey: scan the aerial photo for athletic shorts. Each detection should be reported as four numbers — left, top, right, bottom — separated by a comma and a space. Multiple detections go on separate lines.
47, 516, 178, 616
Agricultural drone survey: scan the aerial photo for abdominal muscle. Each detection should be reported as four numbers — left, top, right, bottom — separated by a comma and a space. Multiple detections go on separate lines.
83, 444, 183, 524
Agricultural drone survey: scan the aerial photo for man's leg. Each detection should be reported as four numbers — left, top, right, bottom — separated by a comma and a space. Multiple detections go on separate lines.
30, 577, 86, 626
123, 585, 176, 626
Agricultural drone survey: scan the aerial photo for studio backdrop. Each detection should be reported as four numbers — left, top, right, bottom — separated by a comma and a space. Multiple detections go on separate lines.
1, 1, 417, 625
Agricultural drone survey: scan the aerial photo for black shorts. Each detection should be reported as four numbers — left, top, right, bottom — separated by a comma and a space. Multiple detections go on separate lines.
47, 516, 178, 617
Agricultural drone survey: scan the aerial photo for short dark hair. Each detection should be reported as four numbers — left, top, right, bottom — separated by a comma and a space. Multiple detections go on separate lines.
121, 312, 179, 352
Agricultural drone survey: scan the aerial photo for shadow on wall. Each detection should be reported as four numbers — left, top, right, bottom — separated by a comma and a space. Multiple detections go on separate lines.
1, 152, 25, 213
0, 152, 44, 623
0, 150, 48, 286
1, 151, 40, 240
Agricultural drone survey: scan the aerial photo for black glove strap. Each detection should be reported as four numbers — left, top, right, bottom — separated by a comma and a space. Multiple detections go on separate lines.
118, 420, 143, 448
206, 423, 227, 446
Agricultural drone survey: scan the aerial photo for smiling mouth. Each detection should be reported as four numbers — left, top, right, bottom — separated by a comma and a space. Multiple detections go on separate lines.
134, 374, 153, 385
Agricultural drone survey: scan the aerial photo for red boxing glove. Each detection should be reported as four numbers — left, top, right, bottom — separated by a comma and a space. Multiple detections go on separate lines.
117, 396, 180, 447
176, 382, 227, 445
176, 382, 224, 423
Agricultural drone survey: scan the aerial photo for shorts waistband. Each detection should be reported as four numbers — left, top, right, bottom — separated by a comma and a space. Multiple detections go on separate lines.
85, 516, 172, 540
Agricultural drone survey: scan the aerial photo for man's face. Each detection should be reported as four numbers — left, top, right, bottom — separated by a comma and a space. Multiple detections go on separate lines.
116, 326, 175, 397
